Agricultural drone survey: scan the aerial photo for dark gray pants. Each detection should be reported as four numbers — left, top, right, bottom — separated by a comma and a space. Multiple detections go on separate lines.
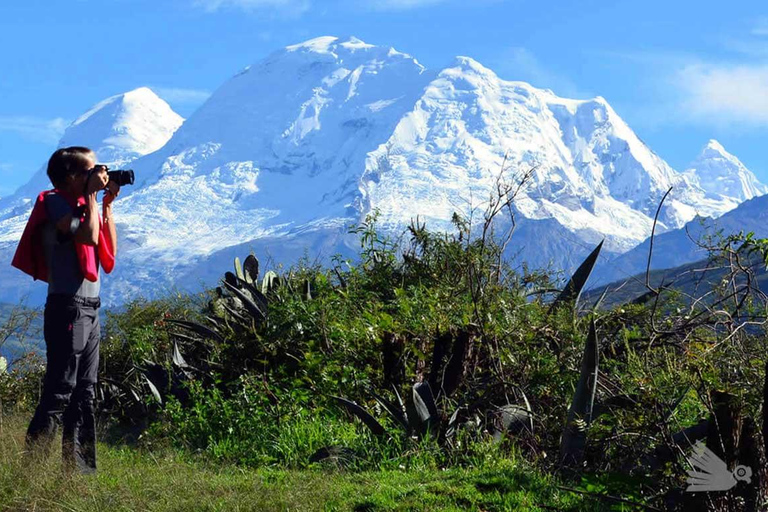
26, 294, 100, 473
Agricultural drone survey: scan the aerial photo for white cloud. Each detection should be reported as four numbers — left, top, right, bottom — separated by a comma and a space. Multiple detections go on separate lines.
365, 0, 446, 9
752, 17, 768, 37
193, 0, 310, 15
363, 0, 506, 10
667, 17, 768, 126
0, 116, 68, 144
606, 36, 768, 128
152, 87, 211, 106
675, 63, 768, 126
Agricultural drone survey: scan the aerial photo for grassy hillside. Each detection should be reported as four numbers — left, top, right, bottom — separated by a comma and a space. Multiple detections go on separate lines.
0, 415, 600, 512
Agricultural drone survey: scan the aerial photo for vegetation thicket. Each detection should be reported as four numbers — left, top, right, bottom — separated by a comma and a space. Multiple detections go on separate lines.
2, 170, 768, 511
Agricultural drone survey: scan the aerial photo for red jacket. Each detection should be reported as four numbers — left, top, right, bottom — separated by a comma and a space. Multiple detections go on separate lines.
11, 189, 115, 283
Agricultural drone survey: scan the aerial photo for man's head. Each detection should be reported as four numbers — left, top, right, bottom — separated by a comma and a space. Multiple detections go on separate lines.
46, 146, 96, 193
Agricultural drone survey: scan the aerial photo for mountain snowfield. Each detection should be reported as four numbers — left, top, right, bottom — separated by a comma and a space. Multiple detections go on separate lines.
1, 36, 765, 306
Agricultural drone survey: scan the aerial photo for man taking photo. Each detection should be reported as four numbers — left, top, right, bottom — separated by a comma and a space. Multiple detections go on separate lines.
12, 146, 119, 474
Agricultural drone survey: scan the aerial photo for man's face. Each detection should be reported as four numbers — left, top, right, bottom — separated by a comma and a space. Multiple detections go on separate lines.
68, 156, 96, 194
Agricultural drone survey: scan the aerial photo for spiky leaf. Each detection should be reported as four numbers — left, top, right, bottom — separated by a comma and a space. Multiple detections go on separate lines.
412, 382, 439, 426
143, 375, 163, 405
234, 257, 245, 282
549, 240, 604, 314
172, 341, 189, 369
372, 392, 409, 431
428, 332, 451, 396
166, 319, 224, 344
228, 273, 269, 313
559, 318, 599, 468
224, 271, 240, 290
262, 271, 279, 295
446, 406, 464, 440
442, 329, 471, 397
309, 445, 357, 467
243, 254, 259, 285
331, 396, 386, 437
223, 280, 267, 322
498, 405, 533, 435
392, 385, 410, 429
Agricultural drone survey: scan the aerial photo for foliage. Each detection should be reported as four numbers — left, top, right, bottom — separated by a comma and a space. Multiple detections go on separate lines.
4, 180, 768, 510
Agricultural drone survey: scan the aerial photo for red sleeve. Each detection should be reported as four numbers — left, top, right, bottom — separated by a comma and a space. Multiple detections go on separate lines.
98, 218, 115, 274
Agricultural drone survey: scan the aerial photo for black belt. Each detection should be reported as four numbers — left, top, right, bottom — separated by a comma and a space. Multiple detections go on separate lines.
47, 294, 101, 309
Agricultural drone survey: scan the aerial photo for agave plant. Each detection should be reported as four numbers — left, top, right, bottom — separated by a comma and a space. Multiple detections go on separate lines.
548, 240, 603, 315
207, 254, 316, 329
558, 318, 599, 468
96, 337, 201, 421
316, 377, 534, 464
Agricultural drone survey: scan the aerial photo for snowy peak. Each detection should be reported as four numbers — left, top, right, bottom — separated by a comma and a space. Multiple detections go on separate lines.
450, 55, 495, 75
155, 35, 431, 185
0, 87, 183, 218
546, 93, 680, 209
285, 35, 380, 55
285, 35, 341, 53
685, 139, 767, 202
384, 55, 698, 236
283, 36, 417, 62
701, 139, 730, 159
60, 87, 183, 166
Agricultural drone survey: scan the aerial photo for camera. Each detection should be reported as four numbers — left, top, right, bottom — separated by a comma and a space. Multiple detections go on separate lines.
107, 169, 135, 187
86, 165, 135, 189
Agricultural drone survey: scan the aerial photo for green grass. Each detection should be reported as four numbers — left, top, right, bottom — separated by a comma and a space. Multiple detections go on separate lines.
0, 415, 608, 512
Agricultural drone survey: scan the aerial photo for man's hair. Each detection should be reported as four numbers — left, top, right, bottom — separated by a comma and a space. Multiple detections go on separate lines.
46, 146, 95, 189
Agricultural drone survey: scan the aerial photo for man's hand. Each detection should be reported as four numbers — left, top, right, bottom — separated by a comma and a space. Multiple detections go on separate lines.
104, 181, 120, 206
87, 166, 109, 195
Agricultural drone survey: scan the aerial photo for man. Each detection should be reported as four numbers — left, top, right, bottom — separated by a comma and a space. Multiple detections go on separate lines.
16, 146, 119, 474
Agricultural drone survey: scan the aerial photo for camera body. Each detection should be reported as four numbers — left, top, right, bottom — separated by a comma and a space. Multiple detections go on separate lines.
85, 165, 135, 190
107, 169, 135, 187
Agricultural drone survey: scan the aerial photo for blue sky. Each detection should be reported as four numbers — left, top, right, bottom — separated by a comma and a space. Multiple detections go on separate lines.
1, 0, 767, 196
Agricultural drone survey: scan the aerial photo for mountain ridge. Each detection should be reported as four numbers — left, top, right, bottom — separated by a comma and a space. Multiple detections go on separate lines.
1, 36, 764, 306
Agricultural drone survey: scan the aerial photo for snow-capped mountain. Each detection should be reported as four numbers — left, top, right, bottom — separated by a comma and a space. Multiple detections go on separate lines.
0, 88, 182, 304
590, 140, 768, 287
359, 55, 725, 253
684, 139, 768, 205
1, 37, 765, 306
0, 87, 182, 220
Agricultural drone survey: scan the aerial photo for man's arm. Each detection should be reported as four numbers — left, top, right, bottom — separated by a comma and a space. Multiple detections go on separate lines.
51, 169, 108, 246
102, 182, 119, 257
54, 192, 99, 245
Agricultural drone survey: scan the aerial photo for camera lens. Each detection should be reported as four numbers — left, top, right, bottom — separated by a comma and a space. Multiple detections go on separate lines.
107, 170, 135, 187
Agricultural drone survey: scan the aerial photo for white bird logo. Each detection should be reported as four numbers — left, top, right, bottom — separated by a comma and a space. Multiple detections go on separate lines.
686, 441, 752, 492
